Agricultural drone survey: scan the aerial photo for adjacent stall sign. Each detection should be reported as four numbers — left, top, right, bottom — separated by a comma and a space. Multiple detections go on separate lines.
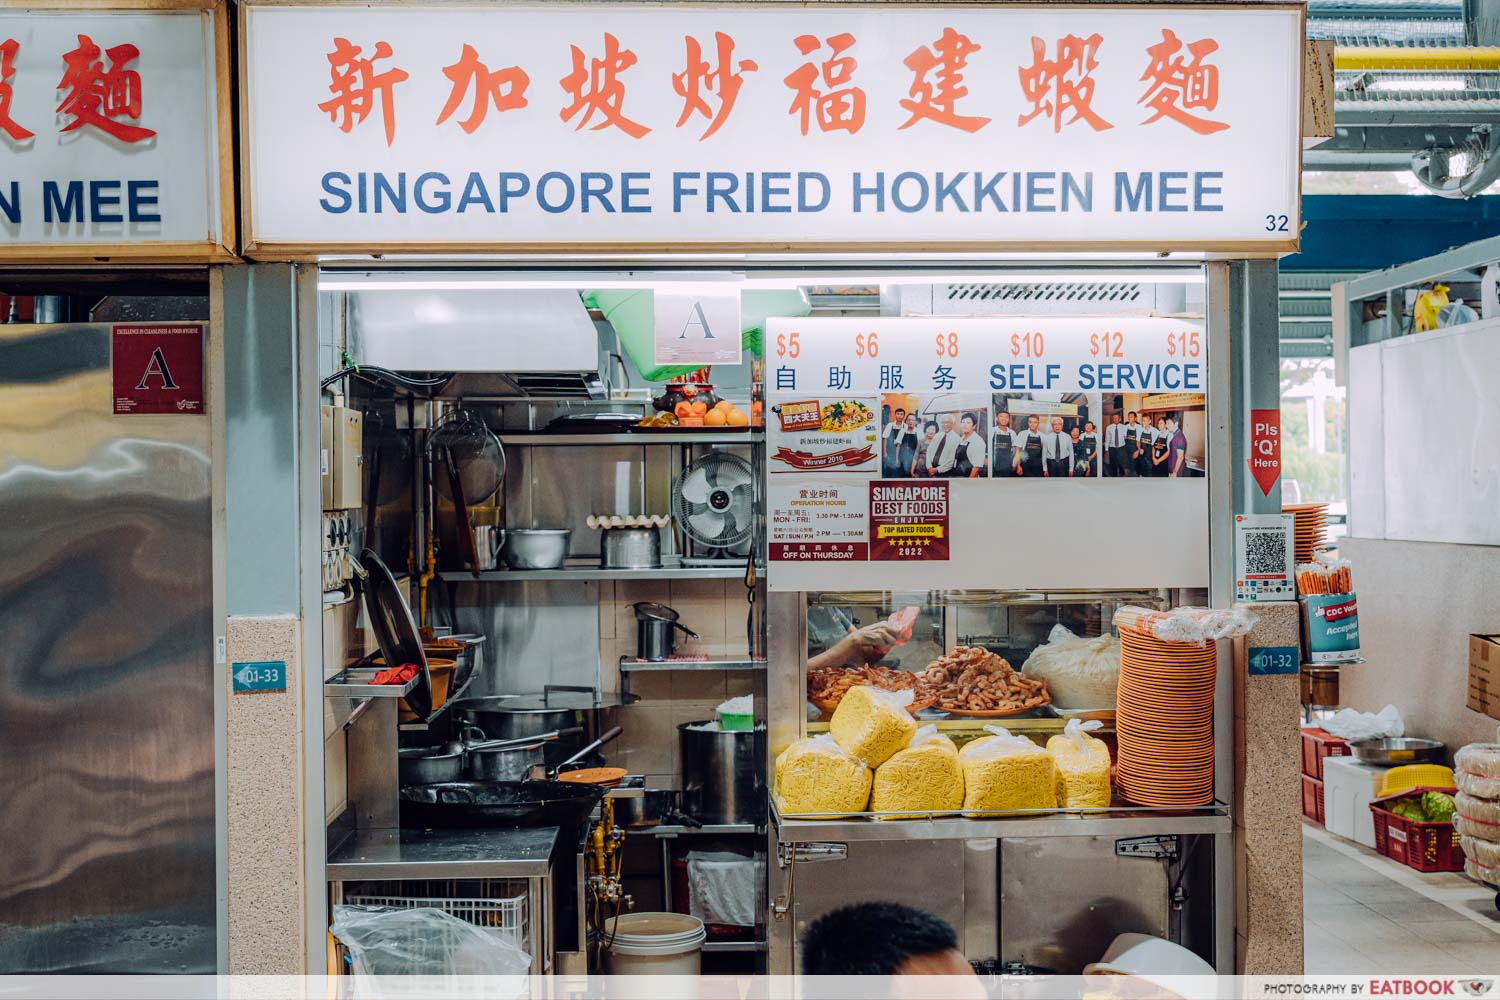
0, 6, 232, 260
231, 660, 287, 693
1235, 513, 1296, 602
112, 324, 205, 415
767, 317, 1211, 591
241, 3, 1302, 253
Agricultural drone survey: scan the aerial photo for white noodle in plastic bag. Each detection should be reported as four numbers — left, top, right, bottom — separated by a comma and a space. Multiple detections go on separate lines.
1454, 792, 1500, 843
1020, 624, 1119, 709
1456, 744, 1500, 799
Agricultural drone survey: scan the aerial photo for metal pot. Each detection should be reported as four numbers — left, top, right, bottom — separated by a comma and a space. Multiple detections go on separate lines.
398, 742, 466, 786
613, 788, 680, 829
678, 722, 764, 826
466, 741, 547, 782
1349, 737, 1446, 765
502, 529, 571, 570
601, 526, 662, 569
452, 695, 592, 767
472, 526, 504, 572
634, 602, 698, 661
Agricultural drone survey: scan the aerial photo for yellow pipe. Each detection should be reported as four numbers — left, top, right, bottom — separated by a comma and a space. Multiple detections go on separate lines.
1336, 46, 1500, 71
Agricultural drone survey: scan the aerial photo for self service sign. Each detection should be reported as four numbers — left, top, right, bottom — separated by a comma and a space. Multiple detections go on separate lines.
0, 6, 232, 260
241, 2, 1303, 254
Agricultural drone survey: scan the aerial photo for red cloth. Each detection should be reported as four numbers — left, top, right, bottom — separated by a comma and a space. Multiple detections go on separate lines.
373, 662, 420, 685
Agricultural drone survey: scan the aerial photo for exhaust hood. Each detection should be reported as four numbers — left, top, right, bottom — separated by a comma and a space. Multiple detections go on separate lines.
345, 287, 607, 399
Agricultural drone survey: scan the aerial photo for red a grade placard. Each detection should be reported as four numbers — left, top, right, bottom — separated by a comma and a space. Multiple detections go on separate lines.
869, 480, 950, 562
113, 324, 204, 415
1249, 408, 1280, 496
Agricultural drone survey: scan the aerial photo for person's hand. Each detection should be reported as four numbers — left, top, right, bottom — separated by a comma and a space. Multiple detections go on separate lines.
832, 622, 900, 665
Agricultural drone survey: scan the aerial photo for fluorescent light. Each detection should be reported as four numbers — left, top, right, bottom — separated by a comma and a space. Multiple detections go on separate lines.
319, 270, 1204, 293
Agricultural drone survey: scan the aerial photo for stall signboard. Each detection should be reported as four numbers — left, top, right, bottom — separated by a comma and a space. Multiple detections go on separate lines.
766, 316, 1210, 591
240, 2, 1303, 255
0, 3, 233, 261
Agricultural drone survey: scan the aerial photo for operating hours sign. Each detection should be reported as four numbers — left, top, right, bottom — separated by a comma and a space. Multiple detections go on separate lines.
112, 324, 205, 415
766, 315, 1212, 592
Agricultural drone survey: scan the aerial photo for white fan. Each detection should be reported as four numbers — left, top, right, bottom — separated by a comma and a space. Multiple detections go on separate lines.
672, 453, 755, 553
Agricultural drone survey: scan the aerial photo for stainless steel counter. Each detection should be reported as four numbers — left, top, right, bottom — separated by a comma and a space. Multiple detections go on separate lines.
327, 826, 559, 880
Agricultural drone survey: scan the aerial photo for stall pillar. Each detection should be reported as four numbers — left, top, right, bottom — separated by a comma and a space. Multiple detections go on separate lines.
1228, 259, 1304, 973
220, 262, 325, 973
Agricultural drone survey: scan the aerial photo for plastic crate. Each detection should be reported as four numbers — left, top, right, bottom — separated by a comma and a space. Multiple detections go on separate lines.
343, 891, 528, 952
1301, 728, 1351, 780
1301, 774, 1325, 824
1370, 787, 1466, 873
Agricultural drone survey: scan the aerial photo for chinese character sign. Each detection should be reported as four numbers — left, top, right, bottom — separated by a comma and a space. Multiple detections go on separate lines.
0, 11, 222, 250
244, 4, 1300, 250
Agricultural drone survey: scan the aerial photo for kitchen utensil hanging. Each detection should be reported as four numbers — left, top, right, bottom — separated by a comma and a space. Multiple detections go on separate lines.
352, 547, 433, 719
427, 408, 505, 577
672, 452, 754, 561
361, 407, 413, 545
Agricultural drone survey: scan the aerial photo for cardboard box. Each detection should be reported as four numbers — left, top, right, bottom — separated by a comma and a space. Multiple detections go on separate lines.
1468, 634, 1500, 721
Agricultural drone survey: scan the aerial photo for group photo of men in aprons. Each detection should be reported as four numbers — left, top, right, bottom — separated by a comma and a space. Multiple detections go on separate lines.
1100, 395, 1204, 477
992, 393, 1100, 477
880, 394, 990, 478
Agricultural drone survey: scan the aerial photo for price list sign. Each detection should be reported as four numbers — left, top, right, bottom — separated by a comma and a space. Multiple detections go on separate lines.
765, 315, 1213, 592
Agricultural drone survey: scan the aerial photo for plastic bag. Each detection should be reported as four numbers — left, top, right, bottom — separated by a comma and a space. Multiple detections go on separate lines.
870, 725, 964, 815
1113, 605, 1257, 645
1021, 624, 1120, 709
1461, 836, 1500, 888
774, 733, 872, 815
829, 685, 918, 768
1438, 300, 1478, 328
1456, 744, 1500, 799
1046, 720, 1112, 808
1320, 704, 1404, 741
331, 905, 532, 977
959, 725, 1057, 813
1454, 792, 1500, 843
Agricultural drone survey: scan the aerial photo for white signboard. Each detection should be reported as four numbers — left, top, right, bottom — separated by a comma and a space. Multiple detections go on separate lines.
242, 3, 1302, 253
766, 316, 1211, 592
0, 8, 228, 257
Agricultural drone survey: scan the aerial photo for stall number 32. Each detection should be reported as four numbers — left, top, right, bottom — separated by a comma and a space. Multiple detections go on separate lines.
1265, 214, 1290, 232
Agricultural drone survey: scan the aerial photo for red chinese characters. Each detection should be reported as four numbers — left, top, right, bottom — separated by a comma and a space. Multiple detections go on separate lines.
318, 37, 409, 146
437, 43, 529, 134
1139, 28, 1228, 135
1017, 33, 1113, 133
673, 32, 757, 140
900, 27, 989, 133
56, 34, 155, 143
784, 32, 864, 135
0, 38, 33, 141
560, 33, 650, 138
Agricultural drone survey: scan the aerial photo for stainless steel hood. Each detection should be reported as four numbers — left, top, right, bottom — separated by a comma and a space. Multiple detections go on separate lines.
345, 286, 607, 399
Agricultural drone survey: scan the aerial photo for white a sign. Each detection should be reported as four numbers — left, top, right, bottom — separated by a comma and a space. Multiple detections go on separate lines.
655, 286, 742, 366
242, 2, 1302, 254
0, 7, 229, 258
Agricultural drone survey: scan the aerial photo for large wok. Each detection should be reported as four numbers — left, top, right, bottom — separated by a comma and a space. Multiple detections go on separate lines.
399, 779, 603, 830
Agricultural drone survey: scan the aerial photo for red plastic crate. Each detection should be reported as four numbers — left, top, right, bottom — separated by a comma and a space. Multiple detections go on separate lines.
1370, 787, 1466, 873
1302, 728, 1351, 780
1301, 774, 1325, 824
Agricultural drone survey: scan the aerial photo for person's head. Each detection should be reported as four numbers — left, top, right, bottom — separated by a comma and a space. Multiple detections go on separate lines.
1070, 427, 1081, 441
1157, 416, 1167, 430
939, 413, 955, 432
923, 420, 937, 439
1027, 414, 1040, 431
801, 903, 974, 977
996, 410, 1011, 428
904, 413, 918, 430
960, 413, 976, 435
1127, 411, 1137, 423
893, 407, 905, 422
1085, 420, 1096, 433
1050, 416, 1064, 433
1168, 416, 1180, 432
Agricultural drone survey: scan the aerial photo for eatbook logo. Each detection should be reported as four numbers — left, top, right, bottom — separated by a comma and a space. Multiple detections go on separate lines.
1462, 981, 1493, 997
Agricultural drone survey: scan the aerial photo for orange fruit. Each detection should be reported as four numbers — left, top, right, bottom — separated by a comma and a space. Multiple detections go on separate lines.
727, 409, 749, 426
714, 399, 734, 412
704, 408, 728, 426
691, 400, 708, 416
674, 401, 692, 418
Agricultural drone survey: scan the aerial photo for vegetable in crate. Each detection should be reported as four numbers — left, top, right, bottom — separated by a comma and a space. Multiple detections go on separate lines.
959, 725, 1057, 814
829, 685, 918, 768
1389, 797, 1428, 822
869, 725, 964, 815
774, 734, 871, 815
1421, 790, 1456, 823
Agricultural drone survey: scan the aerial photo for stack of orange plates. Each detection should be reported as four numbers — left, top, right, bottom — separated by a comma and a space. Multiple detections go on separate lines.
1284, 502, 1329, 565
1114, 628, 1216, 808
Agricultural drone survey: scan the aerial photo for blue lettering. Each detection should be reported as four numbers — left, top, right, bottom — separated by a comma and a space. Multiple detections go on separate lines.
89, 180, 122, 223
1115, 172, 1151, 212
1062, 172, 1092, 212
458, 173, 494, 213
1078, 364, 1096, 389
127, 180, 160, 222
621, 172, 649, 213
0, 180, 17, 224
1159, 172, 1189, 212
1194, 171, 1223, 212
415, 172, 449, 213
853, 171, 884, 212
799, 173, 830, 212
760, 171, 791, 213
1026, 172, 1055, 213
934, 172, 969, 212
537, 172, 574, 214
580, 172, 616, 213
892, 171, 928, 213
673, 172, 699, 213
706, 172, 740, 212
43, 180, 82, 223
374, 172, 406, 214
973, 172, 1007, 212
499, 172, 531, 212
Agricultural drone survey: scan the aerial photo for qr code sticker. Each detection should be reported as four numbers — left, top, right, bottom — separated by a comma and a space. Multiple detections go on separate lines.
1245, 530, 1287, 574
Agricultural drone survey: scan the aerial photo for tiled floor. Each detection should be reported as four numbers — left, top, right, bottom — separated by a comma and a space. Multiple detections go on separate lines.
1303, 822, 1500, 974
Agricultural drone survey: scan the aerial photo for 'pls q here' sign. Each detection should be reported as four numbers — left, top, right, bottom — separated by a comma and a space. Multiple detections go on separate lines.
1249, 409, 1280, 497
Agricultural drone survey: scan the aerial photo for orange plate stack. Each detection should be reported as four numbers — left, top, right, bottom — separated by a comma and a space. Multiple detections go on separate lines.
1115, 627, 1217, 808
1284, 502, 1329, 565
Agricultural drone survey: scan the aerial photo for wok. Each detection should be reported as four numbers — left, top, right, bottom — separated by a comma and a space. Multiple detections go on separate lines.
399, 779, 603, 830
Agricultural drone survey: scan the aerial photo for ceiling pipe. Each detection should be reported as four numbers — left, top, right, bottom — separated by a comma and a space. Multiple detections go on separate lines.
1335, 45, 1500, 69
1410, 129, 1500, 195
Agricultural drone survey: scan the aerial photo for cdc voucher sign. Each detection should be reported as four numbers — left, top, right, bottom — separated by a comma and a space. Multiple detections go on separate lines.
242, 2, 1302, 253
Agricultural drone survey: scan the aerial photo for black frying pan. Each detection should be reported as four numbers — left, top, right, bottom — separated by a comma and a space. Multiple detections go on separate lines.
356, 547, 432, 718
399, 780, 604, 829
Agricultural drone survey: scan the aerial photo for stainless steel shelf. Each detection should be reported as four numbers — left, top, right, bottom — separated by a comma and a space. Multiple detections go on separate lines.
703, 940, 767, 953
327, 826, 559, 880
627, 823, 762, 837
505, 431, 764, 446
439, 562, 751, 583
773, 803, 1231, 842
325, 668, 419, 699
620, 658, 766, 673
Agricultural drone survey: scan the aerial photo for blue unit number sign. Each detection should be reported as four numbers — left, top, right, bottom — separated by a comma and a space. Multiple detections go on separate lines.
232, 660, 287, 693
1247, 646, 1299, 676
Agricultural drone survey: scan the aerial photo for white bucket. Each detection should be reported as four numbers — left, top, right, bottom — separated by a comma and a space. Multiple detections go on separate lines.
604, 912, 706, 976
